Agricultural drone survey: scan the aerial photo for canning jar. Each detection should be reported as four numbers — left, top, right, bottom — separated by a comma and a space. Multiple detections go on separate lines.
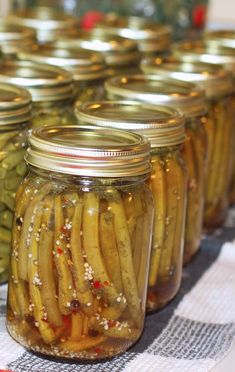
0, 59, 76, 129
17, 45, 107, 105
105, 74, 206, 264
6, 125, 153, 359
55, 31, 141, 76
172, 44, 235, 227
0, 83, 31, 284
76, 100, 187, 312
0, 22, 36, 57
94, 15, 172, 57
7, 6, 79, 43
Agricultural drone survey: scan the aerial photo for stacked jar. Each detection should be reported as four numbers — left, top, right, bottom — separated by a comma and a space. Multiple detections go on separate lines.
6, 125, 154, 359
0, 82, 32, 284
0, 22, 36, 57
105, 74, 207, 266
0, 59, 75, 129
94, 15, 172, 57
6, 6, 79, 43
55, 31, 141, 76
17, 45, 107, 105
76, 100, 187, 312
172, 43, 235, 226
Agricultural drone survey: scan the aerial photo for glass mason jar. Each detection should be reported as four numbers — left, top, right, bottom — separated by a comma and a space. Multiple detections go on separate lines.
17, 45, 108, 105
6, 6, 79, 43
55, 31, 141, 76
94, 15, 172, 57
0, 59, 76, 129
105, 74, 207, 264
0, 22, 36, 57
173, 43, 235, 227
6, 125, 154, 359
0, 83, 32, 284
76, 101, 187, 312
200, 35, 235, 205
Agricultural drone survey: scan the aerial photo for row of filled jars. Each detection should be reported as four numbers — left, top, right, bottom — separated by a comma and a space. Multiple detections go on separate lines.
0, 9, 234, 360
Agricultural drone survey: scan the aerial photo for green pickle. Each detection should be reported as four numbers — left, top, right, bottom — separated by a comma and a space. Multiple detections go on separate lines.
0, 83, 31, 284
7, 125, 154, 360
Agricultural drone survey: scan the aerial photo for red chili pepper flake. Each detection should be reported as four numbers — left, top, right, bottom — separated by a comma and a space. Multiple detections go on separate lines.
94, 347, 102, 354
93, 280, 103, 289
103, 281, 110, 287
108, 320, 116, 328
60, 226, 67, 233
41, 318, 48, 323
57, 247, 63, 255
147, 292, 155, 301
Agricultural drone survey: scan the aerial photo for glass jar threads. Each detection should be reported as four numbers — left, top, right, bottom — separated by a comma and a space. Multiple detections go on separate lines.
17, 45, 107, 105
94, 15, 172, 57
55, 31, 141, 76
7, 6, 79, 43
76, 100, 187, 312
105, 74, 206, 264
6, 125, 153, 359
0, 22, 36, 57
0, 82, 32, 284
0, 59, 75, 129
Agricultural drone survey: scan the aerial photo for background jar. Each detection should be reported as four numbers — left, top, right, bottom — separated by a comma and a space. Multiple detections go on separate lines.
0, 83, 32, 284
55, 31, 141, 76
6, 125, 153, 360
6, 6, 79, 44
76, 100, 187, 312
105, 74, 206, 264
172, 45, 235, 228
94, 15, 172, 57
0, 22, 36, 58
17, 45, 108, 105
0, 59, 76, 129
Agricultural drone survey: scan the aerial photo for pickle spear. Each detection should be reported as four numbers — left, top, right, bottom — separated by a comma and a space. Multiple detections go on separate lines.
38, 196, 62, 327
108, 189, 142, 327
148, 155, 166, 287
54, 194, 74, 315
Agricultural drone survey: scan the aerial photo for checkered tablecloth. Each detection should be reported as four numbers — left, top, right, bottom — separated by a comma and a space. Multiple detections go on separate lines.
0, 210, 235, 372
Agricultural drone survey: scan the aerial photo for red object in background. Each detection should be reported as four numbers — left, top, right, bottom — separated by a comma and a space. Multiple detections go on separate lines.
192, 4, 206, 28
80, 11, 104, 30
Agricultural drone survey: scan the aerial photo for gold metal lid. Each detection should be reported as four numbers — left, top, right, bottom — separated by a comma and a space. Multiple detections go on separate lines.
173, 40, 235, 73
76, 100, 185, 148
0, 22, 36, 55
105, 74, 206, 118
141, 56, 234, 99
0, 60, 74, 102
18, 45, 107, 82
55, 31, 140, 67
205, 30, 235, 48
7, 7, 79, 43
26, 125, 151, 177
0, 82, 32, 125
95, 15, 172, 53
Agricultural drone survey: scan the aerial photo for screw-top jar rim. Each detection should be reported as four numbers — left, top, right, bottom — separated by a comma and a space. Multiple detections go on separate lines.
173, 40, 235, 75
17, 45, 107, 81
76, 100, 185, 148
205, 30, 235, 49
95, 15, 171, 53
26, 125, 151, 177
7, 7, 79, 43
105, 74, 206, 118
141, 56, 234, 99
55, 32, 140, 66
0, 22, 36, 54
0, 82, 32, 125
0, 59, 74, 102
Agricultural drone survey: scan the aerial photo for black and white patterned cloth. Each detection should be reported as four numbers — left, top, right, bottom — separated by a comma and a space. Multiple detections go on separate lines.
0, 216, 235, 372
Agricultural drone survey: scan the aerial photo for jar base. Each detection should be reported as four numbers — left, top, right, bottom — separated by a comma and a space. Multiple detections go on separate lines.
6, 320, 141, 361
